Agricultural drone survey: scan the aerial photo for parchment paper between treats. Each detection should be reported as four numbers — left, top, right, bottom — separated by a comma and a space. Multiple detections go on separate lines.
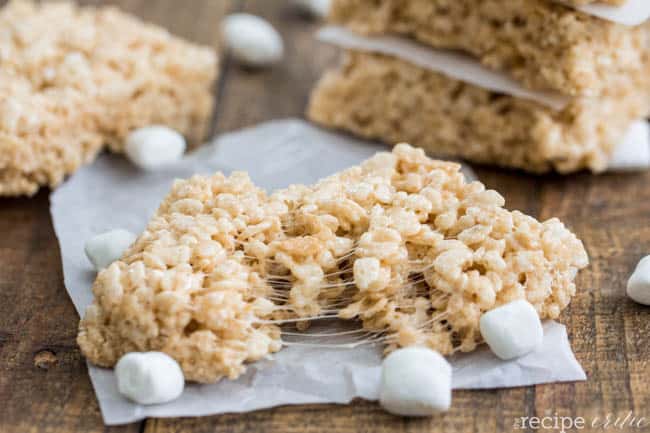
317, 26, 570, 111
557, 0, 650, 26
318, 27, 650, 171
50, 119, 586, 426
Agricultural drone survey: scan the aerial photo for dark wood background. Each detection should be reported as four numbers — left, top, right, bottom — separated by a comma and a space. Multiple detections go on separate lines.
1, 1, 649, 432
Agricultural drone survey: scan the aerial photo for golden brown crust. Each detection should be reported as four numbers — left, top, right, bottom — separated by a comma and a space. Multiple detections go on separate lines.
329, 0, 650, 96
308, 51, 650, 173
0, 0, 218, 196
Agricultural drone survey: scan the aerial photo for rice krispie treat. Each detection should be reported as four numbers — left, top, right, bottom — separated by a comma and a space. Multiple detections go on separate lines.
308, 51, 650, 173
0, 0, 218, 196
78, 172, 286, 383
329, 0, 650, 96
79, 144, 588, 382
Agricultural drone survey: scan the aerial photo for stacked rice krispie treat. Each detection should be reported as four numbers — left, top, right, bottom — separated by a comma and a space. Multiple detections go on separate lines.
0, 0, 218, 196
309, 0, 650, 174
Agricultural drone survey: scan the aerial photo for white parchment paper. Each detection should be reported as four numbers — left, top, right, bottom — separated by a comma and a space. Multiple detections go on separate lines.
558, 0, 650, 26
51, 119, 586, 425
318, 26, 570, 111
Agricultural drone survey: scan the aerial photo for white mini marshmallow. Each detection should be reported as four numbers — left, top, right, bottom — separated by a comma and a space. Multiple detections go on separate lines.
480, 300, 544, 360
627, 255, 650, 305
608, 120, 650, 172
125, 126, 186, 170
290, 0, 331, 18
379, 347, 452, 416
222, 14, 284, 67
84, 229, 136, 271
115, 352, 185, 405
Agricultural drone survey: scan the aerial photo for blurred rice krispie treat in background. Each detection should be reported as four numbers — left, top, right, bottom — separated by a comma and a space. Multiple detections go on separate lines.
310, 0, 650, 174
328, 0, 650, 96
309, 51, 648, 173
0, 0, 218, 196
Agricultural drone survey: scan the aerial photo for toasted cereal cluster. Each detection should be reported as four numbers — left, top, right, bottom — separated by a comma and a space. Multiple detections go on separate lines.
79, 144, 589, 382
0, 0, 218, 196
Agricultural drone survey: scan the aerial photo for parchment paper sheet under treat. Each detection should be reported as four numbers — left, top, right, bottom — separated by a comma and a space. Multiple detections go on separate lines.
51, 119, 585, 425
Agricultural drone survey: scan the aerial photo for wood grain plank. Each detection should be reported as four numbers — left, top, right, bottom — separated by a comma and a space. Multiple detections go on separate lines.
536, 171, 650, 429
1, 0, 650, 432
0, 1, 230, 432
0, 194, 139, 433
213, 0, 340, 134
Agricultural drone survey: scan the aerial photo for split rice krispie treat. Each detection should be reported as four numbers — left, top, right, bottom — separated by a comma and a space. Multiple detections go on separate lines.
0, 0, 218, 196
78, 144, 588, 383
329, 0, 650, 96
308, 51, 650, 173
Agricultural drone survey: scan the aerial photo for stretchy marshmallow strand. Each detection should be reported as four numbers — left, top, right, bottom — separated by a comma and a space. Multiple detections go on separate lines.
84, 229, 137, 271
222, 14, 284, 67
379, 347, 452, 416
479, 300, 544, 360
627, 256, 650, 305
125, 126, 186, 170
115, 352, 185, 405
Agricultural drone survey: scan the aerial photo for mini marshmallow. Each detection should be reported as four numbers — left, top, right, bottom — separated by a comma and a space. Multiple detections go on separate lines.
222, 14, 284, 67
85, 228, 137, 271
290, 0, 331, 18
479, 299, 544, 360
608, 121, 650, 172
379, 347, 452, 416
125, 126, 186, 170
627, 255, 650, 305
115, 352, 185, 405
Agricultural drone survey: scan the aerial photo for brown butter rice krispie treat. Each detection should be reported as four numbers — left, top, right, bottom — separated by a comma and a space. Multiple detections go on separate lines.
79, 144, 588, 382
308, 51, 650, 173
329, 0, 650, 96
0, 0, 218, 196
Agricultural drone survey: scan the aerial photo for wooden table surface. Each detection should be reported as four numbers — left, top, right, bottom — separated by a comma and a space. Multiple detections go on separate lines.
1, 1, 650, 432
